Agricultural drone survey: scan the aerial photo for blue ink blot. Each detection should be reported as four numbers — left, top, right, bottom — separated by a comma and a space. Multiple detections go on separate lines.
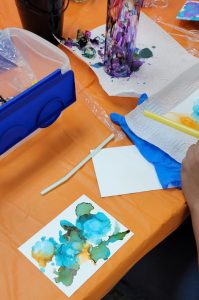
40, 267, 45, 273
91, 62, 104, 68
192, 98, 199, 124
76, 211, 111, 245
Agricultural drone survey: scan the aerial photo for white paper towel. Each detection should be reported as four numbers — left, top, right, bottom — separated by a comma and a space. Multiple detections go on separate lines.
125, 63, 199, 163
64, 13, 198, 98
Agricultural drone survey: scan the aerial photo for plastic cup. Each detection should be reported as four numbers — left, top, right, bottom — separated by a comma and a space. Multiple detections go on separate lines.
15, 0, 68, 45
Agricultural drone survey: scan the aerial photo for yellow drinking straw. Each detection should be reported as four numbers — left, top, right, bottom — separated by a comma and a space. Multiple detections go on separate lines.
144, 110, 199, 139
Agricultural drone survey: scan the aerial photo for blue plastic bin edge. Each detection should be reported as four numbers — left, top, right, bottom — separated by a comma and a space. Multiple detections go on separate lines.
0, 69, 76, 155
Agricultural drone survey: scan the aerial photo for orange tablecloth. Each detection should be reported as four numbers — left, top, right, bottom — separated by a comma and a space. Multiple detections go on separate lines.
0, 1, 198, 300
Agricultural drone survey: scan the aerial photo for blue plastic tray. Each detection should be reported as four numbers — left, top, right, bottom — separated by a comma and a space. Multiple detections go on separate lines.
0, 68, 76, 155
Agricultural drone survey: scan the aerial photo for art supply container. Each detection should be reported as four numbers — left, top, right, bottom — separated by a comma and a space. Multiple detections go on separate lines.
104, 0, 143, 77
15, 0, 68, 45
0, 27, 76, 156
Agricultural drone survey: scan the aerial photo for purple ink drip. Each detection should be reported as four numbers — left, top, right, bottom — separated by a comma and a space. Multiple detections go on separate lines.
104, 0, 143, 78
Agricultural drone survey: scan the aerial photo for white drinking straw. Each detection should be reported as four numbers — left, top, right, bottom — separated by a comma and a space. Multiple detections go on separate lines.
41, 133, 114, 196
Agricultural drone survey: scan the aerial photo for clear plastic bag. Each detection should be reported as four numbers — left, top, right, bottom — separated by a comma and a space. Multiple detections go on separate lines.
0, 29, 37, 98
76, 81, 125, 141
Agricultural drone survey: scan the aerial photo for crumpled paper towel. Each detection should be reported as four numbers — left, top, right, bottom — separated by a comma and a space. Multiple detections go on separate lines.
64, 12, 198, 98
125, 63, 199, 163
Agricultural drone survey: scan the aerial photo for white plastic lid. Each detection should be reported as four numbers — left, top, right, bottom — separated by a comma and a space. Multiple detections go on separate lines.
7, 27, 71, 75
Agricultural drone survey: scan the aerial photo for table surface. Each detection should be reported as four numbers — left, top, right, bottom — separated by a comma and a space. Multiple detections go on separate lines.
0, 1, 198, 300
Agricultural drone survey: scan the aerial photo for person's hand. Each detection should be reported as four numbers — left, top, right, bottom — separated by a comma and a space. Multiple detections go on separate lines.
181, 141, 199, 213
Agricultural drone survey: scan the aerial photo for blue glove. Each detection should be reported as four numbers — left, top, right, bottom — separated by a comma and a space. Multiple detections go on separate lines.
110, 94, 182, 189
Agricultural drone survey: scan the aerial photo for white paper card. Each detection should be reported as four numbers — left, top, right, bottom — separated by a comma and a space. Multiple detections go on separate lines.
92, 146, 162, 197
18, 195, 133, 297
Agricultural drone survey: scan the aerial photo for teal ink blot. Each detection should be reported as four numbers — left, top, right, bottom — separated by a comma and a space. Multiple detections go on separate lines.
60, 219, 75, 229
75, 202, 94, 217
82, 47, 96, 59
91, 62, 104, 69
89, 243, 111, 263
55, 267, 77, 286
192, 98, 199, 124
139, 48, 153, 59
40, 267, 45, 273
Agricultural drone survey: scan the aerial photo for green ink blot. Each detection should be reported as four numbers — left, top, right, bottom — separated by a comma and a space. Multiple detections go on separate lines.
105, 230, 130, 245
70, 230, 85, 243
55, 267, 77, 286
133, 52, 140, 60
89, 243, 110, 263
75, 202, 94, 217
139, 48, 153, 59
